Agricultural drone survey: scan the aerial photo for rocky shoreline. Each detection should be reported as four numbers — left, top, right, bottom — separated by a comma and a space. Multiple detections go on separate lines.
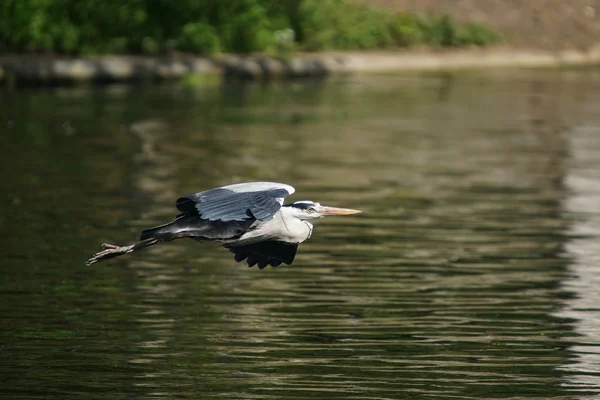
2, 46, 600, 84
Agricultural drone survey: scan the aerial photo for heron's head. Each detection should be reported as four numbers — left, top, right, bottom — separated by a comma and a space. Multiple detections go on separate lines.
284, 201, 361, 220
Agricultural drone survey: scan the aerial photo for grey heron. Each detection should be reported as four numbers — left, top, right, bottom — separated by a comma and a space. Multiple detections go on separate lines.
86, 182, 360, 268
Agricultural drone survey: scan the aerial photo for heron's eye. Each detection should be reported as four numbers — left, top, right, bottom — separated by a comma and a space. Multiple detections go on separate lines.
307, 206, 316, 213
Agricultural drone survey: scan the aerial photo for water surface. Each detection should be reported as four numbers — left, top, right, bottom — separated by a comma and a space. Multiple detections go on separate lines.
2, 70, 600, 399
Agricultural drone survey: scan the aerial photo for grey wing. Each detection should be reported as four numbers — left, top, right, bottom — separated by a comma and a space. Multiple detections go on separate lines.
175, 182, 295, 222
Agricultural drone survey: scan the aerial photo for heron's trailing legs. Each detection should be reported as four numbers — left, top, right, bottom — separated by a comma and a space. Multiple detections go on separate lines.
86, 238, 161, 266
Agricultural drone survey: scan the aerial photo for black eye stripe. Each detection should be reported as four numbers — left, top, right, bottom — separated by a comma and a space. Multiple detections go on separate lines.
283, 202, 316, 211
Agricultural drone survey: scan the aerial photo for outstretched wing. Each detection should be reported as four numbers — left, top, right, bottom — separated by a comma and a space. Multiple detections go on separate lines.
175, 182, 295, 222
224, 241, 299, 269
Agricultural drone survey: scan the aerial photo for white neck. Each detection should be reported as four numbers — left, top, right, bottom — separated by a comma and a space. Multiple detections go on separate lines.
277, 207, 314, 243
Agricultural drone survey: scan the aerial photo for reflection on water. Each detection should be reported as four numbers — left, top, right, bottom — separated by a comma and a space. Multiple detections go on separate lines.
2, 69, 600, 399
557, 123, 600, 394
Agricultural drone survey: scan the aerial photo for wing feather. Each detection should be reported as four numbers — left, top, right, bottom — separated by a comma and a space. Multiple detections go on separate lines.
176, 182, 294, 222
225, 241, 298, 269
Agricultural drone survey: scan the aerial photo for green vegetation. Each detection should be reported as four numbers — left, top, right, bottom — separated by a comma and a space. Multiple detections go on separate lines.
0, 0, 503, 55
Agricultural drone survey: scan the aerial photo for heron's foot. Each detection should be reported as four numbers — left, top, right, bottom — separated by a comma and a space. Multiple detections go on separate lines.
86, 243, 134, 266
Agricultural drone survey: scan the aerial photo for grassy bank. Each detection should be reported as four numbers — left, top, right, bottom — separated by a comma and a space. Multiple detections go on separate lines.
0, 0, 503, 55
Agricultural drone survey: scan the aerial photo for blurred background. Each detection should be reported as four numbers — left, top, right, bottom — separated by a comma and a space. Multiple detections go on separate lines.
2, 1, 600, 400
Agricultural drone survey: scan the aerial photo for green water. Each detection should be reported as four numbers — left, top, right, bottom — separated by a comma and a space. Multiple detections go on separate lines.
2, 70, 600, 399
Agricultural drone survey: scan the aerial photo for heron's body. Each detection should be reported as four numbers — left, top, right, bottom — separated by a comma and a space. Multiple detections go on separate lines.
87, 182, 359, 268
221, 209, 314, 245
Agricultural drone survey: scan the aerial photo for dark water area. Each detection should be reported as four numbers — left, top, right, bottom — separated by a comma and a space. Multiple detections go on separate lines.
2, 69, 600, 399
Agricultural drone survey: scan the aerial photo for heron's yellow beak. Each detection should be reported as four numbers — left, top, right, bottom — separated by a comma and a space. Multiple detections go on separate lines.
317, 206, 362, 216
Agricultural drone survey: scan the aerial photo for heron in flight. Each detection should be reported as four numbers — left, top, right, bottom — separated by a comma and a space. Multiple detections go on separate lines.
87, 182, 360, 268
